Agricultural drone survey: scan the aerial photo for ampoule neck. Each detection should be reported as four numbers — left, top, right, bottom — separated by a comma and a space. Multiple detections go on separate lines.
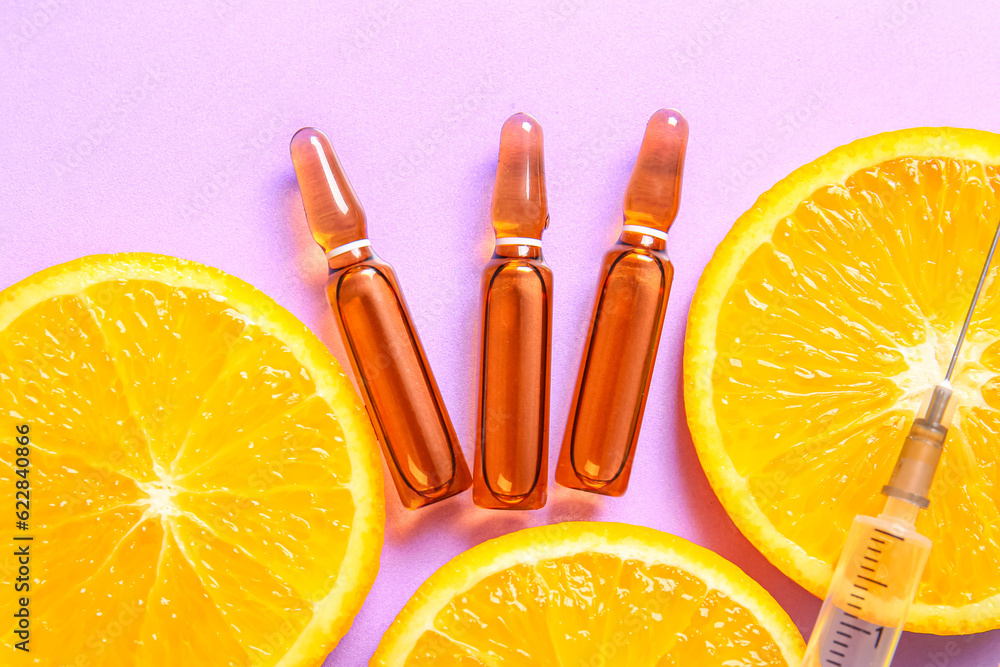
619, 226, 667, 253
326, 245, 375, 271
494, 243, 542, 260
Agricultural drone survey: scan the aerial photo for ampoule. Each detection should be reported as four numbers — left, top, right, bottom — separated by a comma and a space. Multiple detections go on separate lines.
473, 113, 552, 510
555, 109, 688, 496
290, 127, 472, 509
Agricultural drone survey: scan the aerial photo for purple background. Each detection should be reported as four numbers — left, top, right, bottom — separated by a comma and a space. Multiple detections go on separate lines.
4, 1, 1000, 665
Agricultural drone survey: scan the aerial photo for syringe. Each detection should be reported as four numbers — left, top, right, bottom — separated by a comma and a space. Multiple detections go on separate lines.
801, 218, 1000, 667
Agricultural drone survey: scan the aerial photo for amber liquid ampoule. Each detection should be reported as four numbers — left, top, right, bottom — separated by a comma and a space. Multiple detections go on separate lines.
290, 128, 471, 509
555, 109, 688, 496
473, 113, 552, 510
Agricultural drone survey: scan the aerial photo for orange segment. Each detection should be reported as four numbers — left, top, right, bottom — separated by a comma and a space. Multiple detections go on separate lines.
83, 279, 249, 468
685, 128, 1000, 633
134, 528, 251, 666
433, 564, 561, 663
1, 293, 155, 480
0, 253, 384, 666
372, 522, 804, 666
41, 516, 164, 665
607, 561, 707, 663
173, 321, 320, 476
168, 514, 314, 662
664, 589, 789, 666
175, 393, 353, 494
173, 485, 356, 597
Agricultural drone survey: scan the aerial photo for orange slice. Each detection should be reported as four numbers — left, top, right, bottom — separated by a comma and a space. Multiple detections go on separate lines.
685, 127, 1000, 633
0, 253, 384, 665
372, 522, 804, 666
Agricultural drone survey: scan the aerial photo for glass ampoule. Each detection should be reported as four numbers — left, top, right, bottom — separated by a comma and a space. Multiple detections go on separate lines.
555, 109, 688, 496
473, 113, 552, 510
290, 128, 471, 509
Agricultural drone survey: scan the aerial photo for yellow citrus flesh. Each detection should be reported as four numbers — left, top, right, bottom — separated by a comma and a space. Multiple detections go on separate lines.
372, 522, 804, 666
685, 128, 1000, 634
0, 254, 384, 666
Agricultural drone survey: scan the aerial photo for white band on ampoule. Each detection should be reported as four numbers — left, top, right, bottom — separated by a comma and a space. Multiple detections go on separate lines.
495, 237, 542, 247
325, 239, 372, 259
621, 224, 669, 242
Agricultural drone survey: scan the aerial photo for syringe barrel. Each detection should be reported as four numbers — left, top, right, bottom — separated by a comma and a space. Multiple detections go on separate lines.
802, 514, 931, 666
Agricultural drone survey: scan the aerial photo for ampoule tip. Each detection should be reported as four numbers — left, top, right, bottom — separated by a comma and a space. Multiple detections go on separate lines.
623, 109, 689, 232
492, 113, 548, 239
290, 127, 366, 252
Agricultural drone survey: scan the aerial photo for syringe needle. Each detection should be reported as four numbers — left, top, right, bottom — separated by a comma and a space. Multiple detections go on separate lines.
946, 217, 1000, 380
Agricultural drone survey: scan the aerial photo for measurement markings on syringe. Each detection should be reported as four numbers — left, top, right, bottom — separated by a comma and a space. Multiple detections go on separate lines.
874, 528, 904, 541
823, 606, 888, 666
853, 529, 902, 592
818, 529, 905, 665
